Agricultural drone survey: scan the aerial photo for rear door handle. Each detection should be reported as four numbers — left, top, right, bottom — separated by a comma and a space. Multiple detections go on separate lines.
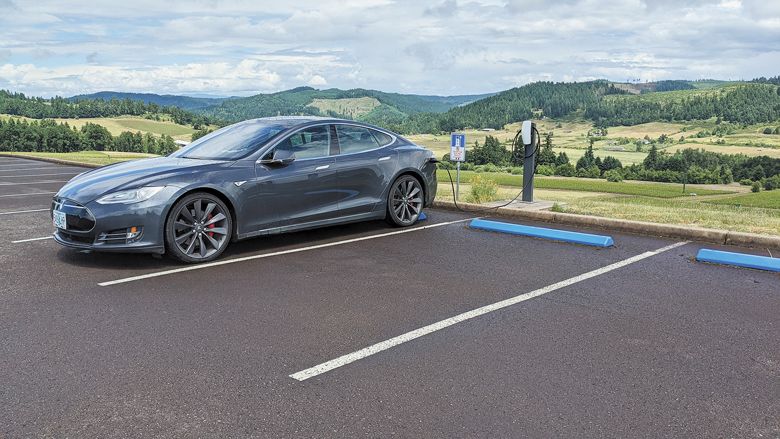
315, 165, 330, 170
378, 156, 391, 162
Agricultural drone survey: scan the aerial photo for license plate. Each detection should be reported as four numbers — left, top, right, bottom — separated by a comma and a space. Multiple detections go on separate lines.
53, 210, 67, 230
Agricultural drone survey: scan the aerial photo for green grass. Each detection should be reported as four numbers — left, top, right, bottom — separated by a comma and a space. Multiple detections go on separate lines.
2, 151, 154, 166
436, 170, 733, 198
557, 195, 780, 236
705, 190, 780, 209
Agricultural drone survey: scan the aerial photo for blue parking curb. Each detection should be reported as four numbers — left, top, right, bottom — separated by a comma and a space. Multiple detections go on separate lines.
418, 212, 427, 221
696, 249, 780, 272
469, 219, 614, 248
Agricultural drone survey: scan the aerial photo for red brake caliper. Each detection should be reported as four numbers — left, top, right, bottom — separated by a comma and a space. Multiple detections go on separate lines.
207, 213, 215, 237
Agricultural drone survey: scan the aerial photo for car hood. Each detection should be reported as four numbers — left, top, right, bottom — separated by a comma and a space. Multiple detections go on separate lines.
56, 156, 231, 203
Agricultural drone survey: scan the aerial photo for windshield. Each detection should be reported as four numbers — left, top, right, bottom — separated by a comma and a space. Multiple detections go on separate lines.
172, 121, 291, 160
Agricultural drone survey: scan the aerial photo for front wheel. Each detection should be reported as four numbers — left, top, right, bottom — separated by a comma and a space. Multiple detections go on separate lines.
165, 192, 232, 263
386, 175, 424, 227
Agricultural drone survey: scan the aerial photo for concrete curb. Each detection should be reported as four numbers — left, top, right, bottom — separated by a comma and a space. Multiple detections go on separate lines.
433, 200, 780, 250
0, 153, 101, 168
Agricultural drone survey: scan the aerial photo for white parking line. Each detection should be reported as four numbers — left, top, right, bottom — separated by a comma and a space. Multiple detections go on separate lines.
12, 235, 53, 243
289, 240, 689, 381
0, 208, 49, 215
0, 180, 68, 186
0, 172, 79, 178
0, 166, 77, 172
0, 192, 56, 198
99, 217, 477, 287
0, 163, 41, 167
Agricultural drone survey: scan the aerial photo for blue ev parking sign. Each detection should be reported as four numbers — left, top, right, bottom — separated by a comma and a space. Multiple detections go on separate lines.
450, 133, 466, 162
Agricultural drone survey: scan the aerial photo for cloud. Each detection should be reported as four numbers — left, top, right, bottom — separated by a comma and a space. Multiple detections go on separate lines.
0, 0, 777, 96
424, 0, 458, 17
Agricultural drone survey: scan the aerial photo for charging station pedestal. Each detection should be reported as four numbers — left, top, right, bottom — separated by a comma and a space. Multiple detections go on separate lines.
521, 120, 536, 202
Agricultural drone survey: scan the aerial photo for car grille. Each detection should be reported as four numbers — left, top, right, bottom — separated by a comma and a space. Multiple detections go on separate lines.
57, 230, 93, 244
51, 197, 96, 232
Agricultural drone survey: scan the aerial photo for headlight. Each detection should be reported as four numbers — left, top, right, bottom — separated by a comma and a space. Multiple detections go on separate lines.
96, 186, 165, 204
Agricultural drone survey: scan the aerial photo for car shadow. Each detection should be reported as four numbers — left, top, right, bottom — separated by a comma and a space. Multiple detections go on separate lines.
54, 219, 398, 271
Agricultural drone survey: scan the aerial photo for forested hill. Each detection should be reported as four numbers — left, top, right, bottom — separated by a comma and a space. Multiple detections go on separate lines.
385, 79, 780, 134
196, 87, 494, 122
69, 91, 228, 111
0, 90, 214, 126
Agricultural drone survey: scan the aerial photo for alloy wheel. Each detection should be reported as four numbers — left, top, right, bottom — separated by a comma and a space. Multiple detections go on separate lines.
172, 198, 229, 259
391, 178, 423, 224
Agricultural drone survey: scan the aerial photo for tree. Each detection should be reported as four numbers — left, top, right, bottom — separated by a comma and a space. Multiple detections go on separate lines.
537, 131, 557, 165
576, 143, 596, 170
80, 123, 112, 151
643, 144, 661, 170
469, 135, 509, 165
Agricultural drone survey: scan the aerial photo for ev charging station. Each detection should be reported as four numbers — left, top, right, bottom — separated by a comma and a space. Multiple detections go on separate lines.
520, 120, 537, 202
449, 120, 538, 203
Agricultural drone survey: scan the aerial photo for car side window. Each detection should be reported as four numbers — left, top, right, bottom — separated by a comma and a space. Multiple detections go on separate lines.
336, 125, 380, 154
275, 125, 331, 160
370, 129, 393, 147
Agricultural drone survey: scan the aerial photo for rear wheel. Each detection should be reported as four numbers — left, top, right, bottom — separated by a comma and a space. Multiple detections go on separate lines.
386, 175, 424, 227
165, 192, 232, 263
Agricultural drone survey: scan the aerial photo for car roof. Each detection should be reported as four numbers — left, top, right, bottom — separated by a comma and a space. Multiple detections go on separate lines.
242, 116, 392, 132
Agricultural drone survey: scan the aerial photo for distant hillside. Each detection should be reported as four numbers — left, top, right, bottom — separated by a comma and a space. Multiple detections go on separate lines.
196, 86, 495, 123
69, 91, 228, 111
390, 79, 780, 133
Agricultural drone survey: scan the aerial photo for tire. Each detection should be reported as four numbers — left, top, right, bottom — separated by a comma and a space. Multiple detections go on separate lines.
165, 192, 232, 263
386, 175, 424, 227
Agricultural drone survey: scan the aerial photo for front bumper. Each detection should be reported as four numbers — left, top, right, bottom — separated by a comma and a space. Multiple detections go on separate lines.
50, 189, 177, 254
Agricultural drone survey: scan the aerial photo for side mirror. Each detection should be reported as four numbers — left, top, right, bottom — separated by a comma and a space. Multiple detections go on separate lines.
259, 149, 296, 166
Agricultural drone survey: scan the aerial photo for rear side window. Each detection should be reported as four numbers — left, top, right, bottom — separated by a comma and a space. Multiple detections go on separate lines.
275, 125, 330, 159
370, 129, 393, 146
336, 125, 380, 154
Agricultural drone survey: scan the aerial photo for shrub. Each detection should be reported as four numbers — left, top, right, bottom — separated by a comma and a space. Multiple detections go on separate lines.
554, 163, 576, 177
510, 167, 523, 175
482, 163, 500, 173
473, 165, 484, 173
437, 161, 454, 170
535, 164, 555, 176
459, 162, 474, 171
739, 178, 753, 186
763, 175, 780, 191
576, 166, 601, 179
751, 181, 761, 193
604, 169, 623, 182
763, 127, 775, 135
465, 174, 499, 204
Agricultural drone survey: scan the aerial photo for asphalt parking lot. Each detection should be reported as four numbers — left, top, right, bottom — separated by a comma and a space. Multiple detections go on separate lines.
1, 156, 778, 438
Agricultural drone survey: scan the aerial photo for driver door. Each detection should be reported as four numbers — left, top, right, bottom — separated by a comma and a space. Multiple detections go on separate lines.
244, 124, 340, 232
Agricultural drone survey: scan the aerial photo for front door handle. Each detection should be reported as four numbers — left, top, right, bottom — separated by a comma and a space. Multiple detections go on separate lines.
378, 156, 391, 162
315, 165, 330, 170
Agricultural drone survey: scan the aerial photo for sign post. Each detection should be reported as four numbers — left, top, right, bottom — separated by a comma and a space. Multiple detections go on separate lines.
450, 133, 466, 200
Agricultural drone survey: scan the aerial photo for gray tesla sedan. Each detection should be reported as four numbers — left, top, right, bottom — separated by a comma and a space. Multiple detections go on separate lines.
51, 117, 438, 262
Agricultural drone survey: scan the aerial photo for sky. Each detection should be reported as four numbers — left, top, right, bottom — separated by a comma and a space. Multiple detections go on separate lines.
0, 0, 778, 98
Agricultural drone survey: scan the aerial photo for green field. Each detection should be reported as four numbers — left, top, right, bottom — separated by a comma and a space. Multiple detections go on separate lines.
558, 195, 780, 236
2, 151, 155, 166
409, 117, 780, 168
0, 114, 197, 141
437, 170, 732, 198
705, 190, 780, 209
